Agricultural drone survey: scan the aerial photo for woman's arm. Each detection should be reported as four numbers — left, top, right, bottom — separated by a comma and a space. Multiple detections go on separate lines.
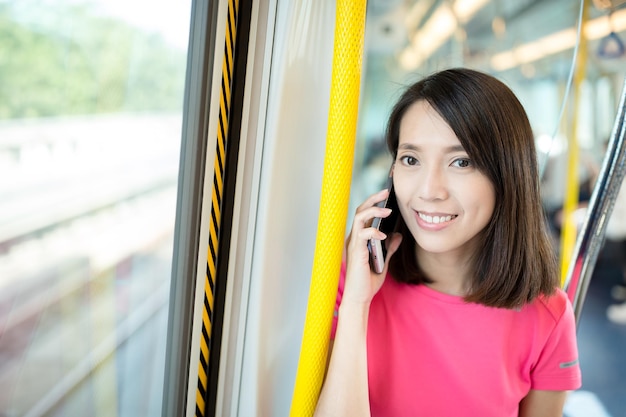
314, 189, 402, 417
518, 390, 568, 417
314, 301, 371, 417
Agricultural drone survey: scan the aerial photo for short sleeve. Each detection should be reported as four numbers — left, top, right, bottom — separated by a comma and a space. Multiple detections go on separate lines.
531, 291, 583, 391
330, 262, 347, 339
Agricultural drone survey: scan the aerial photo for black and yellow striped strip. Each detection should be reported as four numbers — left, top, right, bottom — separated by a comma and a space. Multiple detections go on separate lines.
196, 0, 240, 416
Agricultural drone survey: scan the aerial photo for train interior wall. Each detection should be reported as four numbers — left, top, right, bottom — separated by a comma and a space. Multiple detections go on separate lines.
234, 1, 335, 415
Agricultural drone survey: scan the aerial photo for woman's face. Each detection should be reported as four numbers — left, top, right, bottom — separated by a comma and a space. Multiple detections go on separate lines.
393, 100, 496, 261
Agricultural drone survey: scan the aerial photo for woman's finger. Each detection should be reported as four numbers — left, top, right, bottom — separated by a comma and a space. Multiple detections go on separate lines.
355, 188, 390, 214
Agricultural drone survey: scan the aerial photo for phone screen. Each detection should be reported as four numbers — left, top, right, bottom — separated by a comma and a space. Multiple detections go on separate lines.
368, 167, 399, 273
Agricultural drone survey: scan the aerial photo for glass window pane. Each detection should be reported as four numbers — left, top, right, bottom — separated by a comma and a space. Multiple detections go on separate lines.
0, 1, 191, 416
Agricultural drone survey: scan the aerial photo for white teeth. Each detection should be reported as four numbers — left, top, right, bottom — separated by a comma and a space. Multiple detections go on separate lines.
419, 213, 454, 224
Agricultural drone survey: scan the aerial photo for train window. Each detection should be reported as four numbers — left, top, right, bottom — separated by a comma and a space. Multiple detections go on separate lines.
0, 1, 191, 416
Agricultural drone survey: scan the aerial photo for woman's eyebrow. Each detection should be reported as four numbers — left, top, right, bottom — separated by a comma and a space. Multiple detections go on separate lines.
398, 143, 418, 151
445, 145, 466, 153
398, 143, 466, 153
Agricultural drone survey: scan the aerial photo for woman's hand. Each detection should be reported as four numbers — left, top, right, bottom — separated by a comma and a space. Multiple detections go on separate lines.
343, 188, 403, 306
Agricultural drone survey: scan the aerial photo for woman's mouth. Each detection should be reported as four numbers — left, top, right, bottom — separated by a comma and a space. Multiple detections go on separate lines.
417, 212, 458, 224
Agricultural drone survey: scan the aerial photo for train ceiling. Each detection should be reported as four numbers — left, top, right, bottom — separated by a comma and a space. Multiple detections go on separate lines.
365, 0, 626, 81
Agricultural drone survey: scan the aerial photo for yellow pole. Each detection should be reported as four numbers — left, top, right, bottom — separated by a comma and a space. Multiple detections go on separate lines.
560, 0, 589, 286
289, 0, 367, 415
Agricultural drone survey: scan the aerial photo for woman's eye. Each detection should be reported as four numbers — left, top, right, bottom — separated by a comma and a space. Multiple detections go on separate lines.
400, 155, 418, 166
452, 158, 472, 168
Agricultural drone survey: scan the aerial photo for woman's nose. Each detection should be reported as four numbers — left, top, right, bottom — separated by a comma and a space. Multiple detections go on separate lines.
418, 167, 449, 201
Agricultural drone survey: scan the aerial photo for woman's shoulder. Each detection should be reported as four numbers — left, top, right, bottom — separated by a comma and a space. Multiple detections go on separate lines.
527, 287, 572, 323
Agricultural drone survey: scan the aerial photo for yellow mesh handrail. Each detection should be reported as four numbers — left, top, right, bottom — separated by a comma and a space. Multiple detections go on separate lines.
289, 1, 367, 416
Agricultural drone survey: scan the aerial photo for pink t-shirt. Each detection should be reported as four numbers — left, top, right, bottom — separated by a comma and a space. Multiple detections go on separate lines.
332, 265, 582, 417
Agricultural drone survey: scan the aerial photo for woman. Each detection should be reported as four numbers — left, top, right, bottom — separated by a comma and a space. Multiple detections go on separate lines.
315, 68, 582, 417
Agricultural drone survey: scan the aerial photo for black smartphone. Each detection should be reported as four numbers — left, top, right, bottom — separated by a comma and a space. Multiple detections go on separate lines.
367, 166, 399, 273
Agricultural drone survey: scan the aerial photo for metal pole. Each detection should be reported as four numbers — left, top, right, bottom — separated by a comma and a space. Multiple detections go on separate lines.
565, 76, 626, 324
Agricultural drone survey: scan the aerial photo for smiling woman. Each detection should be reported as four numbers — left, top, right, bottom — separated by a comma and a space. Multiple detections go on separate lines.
315, 68, 581, 417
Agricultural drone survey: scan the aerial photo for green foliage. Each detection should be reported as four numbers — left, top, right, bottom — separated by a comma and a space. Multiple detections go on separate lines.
0, 2, 187, 119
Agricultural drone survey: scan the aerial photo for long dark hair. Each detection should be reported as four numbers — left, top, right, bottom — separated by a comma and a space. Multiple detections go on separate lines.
386, 68, 558, 308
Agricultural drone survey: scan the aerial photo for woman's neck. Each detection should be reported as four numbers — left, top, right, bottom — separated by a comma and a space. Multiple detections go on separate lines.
416, 249, 473, 296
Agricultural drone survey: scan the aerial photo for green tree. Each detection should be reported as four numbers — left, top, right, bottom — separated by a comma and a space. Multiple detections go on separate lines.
0, 1, 187, 119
